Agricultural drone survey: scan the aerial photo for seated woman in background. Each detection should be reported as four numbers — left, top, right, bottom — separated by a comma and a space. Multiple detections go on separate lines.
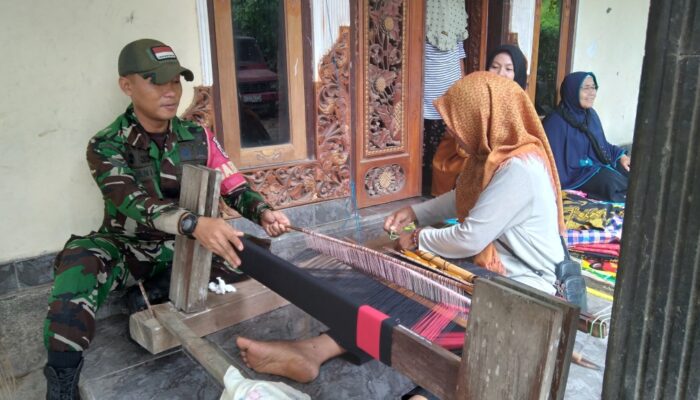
431, 44, 528, 196
484, 44, 528, 88
543, 72, 631, 202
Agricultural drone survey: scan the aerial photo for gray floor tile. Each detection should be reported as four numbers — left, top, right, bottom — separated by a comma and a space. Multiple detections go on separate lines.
81, 351, 221, 400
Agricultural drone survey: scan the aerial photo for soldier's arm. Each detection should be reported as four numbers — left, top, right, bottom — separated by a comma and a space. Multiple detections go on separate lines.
203, 128, 273, 225
87, 137, 188, 234
222, 185, 272, 225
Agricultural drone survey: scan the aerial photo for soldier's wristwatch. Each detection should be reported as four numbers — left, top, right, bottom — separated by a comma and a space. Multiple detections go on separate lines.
179, 213, 199, 238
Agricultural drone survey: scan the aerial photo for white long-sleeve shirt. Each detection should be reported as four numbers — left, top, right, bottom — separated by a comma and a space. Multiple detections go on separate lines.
412, 156, 563, 294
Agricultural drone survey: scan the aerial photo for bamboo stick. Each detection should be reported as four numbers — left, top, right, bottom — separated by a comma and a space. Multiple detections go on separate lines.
412, 249, 477, 283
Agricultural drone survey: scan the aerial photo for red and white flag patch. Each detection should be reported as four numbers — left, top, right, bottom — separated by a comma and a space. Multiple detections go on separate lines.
151, 46, 177, 61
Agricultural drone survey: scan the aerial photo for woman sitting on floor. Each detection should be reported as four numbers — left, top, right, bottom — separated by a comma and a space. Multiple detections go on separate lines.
390, 70, 567, 400
543, 72, 631, 202
388, 71, 565, 295
234, 73, 567, 397
431, 44, 529, 196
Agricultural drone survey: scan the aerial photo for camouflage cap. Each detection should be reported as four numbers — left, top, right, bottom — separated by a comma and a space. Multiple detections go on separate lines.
118, 39, 194, 85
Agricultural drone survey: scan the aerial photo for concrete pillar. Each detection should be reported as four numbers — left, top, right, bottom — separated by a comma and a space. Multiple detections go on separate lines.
602, 1, 700, 399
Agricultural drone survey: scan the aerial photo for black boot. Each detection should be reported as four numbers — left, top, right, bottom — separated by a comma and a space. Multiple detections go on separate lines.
44, 358, 83, 400
125, 270, 171, 314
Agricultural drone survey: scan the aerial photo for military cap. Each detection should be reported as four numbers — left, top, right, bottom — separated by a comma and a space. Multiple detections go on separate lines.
118, 38, 194, 84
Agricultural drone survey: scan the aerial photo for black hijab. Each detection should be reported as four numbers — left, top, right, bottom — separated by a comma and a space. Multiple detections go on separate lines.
486, 44, 528, 89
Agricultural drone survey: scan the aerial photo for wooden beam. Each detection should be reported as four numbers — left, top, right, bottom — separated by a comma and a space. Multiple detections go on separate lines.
390, 325, 461, 400
169, 165, 222, 313
153, 302, 235, 384
130, 278, 289, 354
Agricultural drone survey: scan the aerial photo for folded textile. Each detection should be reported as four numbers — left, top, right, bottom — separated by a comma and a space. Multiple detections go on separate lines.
566, 229, 619, 246
570, 242, 620, 257
562, 190, 625, 231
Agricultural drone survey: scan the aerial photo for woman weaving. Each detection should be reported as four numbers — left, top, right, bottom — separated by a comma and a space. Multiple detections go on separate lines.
234, 72, 566, 387
389, 71, 566, 295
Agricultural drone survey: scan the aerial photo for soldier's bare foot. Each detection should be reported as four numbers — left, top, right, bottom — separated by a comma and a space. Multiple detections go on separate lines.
235, 334, 344, 383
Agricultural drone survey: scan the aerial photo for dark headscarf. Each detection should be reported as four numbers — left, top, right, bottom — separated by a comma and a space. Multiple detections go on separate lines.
486, 44, 528, 89
542, 72, 625, 189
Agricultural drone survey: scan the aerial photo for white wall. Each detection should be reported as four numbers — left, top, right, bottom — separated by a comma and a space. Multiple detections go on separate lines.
312, 0, 351, 80
571, 0, 650, 145
0, 1, 203, 262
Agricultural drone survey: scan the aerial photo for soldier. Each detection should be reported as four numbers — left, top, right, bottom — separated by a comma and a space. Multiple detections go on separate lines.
43, 39, 290, 399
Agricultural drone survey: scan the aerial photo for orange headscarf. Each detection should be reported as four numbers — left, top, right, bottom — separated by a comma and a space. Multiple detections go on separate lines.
433, 71, 565, 275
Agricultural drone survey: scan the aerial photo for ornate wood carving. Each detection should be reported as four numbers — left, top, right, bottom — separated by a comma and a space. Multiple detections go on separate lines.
354, 0, 423, 207
182, 86, 215, 131
240, 27, 352, 208
466, 0, 486, 74
364, 0, 406, 154
364, 164, 405, 197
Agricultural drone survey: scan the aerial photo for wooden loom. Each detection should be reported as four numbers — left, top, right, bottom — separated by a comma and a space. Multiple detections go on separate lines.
129, 166, 585, 399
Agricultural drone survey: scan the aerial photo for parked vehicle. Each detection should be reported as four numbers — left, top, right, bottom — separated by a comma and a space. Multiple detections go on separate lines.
235, 36, 278, 116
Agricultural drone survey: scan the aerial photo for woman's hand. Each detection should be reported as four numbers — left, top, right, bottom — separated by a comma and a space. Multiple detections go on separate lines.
383, 206, 417, 233
260, 209, 290, 237
619, 154, 631, 171
192, 217, 245, 267
395, 229, 421, 251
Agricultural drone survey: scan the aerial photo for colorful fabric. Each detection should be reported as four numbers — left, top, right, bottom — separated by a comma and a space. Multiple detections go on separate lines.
562, 191, 624, 231
44, 234, 174, 351
432, 71, 564, 275
542, 72, 626, 189
570, 243, 620, 257
566, 229, 619, 246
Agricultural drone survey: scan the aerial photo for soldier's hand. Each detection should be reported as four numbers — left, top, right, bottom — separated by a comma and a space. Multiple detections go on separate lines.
383, 206, 417, 233
193, 217, 245, 267
260, 209, 290, 237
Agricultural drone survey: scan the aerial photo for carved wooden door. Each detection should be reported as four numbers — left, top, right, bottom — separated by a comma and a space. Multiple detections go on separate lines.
354, 0, 425, 208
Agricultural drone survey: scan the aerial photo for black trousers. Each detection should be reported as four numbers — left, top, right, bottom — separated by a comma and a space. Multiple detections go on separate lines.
422, 119, 447, 197
578, 162, 629, 203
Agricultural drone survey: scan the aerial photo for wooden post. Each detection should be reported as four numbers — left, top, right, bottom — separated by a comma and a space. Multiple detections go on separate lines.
455, 278, 565, 400
492, 277, 579, 400
169, 165, 222, 313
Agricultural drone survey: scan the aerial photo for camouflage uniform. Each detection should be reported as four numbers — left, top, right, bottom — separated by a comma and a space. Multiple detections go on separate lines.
44, 105, 270, 352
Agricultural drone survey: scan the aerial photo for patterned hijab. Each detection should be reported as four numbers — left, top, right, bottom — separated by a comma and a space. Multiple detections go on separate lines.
433, 71, 565, 274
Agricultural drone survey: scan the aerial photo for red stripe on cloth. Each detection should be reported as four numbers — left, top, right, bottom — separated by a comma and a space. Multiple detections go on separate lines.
356, 305, 389, 360
434, 332, 466, 350
152, 46, 173, 53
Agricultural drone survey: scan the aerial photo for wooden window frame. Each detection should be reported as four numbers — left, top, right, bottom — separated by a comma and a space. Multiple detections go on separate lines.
210, 0, 312, 169
556, 0, 578, 103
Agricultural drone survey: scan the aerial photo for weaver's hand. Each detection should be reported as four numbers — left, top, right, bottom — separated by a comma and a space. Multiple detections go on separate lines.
384, 206, 417, 233
395, 230, 418, 251
619, 154, 631, 172
193, 217, 244, 267
260, 209, 290, 237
